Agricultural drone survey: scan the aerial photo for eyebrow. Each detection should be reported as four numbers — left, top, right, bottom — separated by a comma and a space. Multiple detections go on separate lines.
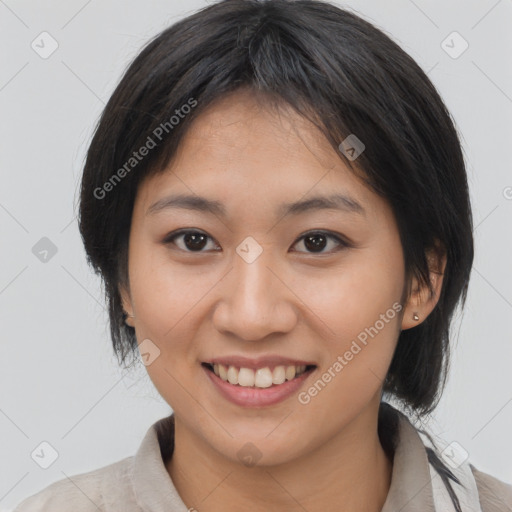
146, 192, 365, 218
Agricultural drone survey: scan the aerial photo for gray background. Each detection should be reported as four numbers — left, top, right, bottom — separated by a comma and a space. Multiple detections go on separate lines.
1, 0, 511, 509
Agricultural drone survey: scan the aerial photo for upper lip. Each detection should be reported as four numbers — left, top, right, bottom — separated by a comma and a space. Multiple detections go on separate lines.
203, 355, 316, 370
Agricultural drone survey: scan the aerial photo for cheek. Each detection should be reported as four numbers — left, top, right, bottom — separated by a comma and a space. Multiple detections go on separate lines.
127, 243, 212, 371
297, 245, 403, 397
293, 250, 404, 342
298, 303, 401, 429
127, 246, 208, 409
129, 242, 197, 329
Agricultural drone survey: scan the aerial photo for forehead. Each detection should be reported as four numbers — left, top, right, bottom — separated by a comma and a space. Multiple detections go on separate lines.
135, 90, 382, 220
172, 89, 339, 170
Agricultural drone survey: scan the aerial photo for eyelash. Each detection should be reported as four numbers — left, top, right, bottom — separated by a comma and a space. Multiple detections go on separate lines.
162, 229, 351, 255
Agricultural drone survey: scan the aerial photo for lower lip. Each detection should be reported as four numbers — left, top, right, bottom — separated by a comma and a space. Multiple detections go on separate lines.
203, 365, 315, 407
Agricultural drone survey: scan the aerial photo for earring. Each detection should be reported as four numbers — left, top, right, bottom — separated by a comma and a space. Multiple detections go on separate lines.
124, 312, 135, 325
412, 312, 419, 321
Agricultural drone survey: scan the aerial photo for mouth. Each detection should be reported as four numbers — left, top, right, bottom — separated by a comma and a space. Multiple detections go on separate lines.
201, 361, 317, 389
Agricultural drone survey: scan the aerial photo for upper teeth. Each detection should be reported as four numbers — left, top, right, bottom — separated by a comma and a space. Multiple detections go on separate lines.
212, 364, 308, 388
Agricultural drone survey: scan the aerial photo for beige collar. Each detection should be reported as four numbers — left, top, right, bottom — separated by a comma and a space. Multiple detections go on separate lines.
131, 407, 467, 511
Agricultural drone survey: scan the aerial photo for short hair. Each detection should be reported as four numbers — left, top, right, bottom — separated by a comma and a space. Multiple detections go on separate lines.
78, 0, 473, 418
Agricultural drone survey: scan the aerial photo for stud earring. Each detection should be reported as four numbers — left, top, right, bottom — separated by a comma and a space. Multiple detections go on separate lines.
412, 312, 419, 321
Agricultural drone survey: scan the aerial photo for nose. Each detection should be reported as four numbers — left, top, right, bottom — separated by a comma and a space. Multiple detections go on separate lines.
212, 245, 298, 342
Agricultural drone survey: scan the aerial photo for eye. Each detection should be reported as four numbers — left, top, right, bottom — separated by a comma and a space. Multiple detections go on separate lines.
163, 229, 220, 252
163, 229, 349, 254
291, 230, 350, 254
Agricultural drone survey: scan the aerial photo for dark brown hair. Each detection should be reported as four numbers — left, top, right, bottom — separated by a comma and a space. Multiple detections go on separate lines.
77, 4, 474, 506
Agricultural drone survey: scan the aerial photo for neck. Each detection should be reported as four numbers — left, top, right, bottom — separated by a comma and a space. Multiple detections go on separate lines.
167, 398, 393, 512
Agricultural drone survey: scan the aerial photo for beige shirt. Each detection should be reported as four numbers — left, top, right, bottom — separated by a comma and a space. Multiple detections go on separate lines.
13, 408, 512, 511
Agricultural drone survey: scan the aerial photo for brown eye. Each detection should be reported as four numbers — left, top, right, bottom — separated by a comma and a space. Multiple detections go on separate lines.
163, 229, 349, 255
163, 230, 219, 252
291, 231, 349, 254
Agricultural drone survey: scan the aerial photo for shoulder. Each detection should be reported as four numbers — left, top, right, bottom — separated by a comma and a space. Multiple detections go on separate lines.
471, 464, 512, 512
12, 456, 138, 512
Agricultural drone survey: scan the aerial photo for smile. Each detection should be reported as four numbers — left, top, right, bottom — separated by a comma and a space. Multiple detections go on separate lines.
203, 362, 312, 388
202, 360, 317, 408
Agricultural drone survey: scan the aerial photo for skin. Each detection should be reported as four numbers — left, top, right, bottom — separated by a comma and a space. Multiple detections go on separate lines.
121, 88, 445, 512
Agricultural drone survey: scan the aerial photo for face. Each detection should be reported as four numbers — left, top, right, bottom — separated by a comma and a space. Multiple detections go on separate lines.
121, 89, 411, 466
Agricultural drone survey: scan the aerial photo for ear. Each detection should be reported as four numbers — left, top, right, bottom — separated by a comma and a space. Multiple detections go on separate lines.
401, 242, 446, 330
120, 284, 135, 328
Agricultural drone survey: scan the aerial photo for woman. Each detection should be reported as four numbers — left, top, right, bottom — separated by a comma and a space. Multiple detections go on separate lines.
14, 0, 512, 511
